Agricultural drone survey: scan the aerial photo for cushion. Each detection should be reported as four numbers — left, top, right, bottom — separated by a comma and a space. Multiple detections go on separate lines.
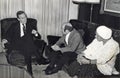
6, 50, 26, 66
112, 29, 120, 44
47, 35, 61, 46
70, 19, 99, 45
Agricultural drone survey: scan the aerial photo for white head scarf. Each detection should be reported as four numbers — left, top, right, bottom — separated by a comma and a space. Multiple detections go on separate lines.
96, 26, 112, 39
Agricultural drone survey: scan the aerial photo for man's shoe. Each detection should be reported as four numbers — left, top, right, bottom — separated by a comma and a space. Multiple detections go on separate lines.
44, 65, 54, 74
45, 66, 60, 75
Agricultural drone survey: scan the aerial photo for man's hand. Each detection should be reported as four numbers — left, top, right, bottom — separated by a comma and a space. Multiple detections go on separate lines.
2, 39, 8, 48
77, 54, 90, 65
32, 29, 38, 36
51, 44, 61, 51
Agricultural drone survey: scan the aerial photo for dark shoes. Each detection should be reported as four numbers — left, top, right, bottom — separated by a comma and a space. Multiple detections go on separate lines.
26, 69, 33, 78
44, 65, 61, 75
44, 66, 54, 74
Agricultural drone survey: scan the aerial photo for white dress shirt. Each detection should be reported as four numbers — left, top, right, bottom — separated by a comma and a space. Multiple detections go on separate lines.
20, 23, 26, 37
65, 32, 71, 45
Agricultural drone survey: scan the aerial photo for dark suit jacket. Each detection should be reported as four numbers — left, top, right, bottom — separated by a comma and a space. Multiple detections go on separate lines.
56, 29, 86, 54
5, 19, 38, 55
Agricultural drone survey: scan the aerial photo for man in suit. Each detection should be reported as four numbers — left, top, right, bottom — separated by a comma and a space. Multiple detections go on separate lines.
2, 11, 46, 77
44, 22, 86, 75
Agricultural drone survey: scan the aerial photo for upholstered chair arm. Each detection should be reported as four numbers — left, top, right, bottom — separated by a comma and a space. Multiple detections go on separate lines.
1, 39, 8, 48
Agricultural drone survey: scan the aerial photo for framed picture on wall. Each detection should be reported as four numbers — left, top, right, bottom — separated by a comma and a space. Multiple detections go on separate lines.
100, 0, 120, 17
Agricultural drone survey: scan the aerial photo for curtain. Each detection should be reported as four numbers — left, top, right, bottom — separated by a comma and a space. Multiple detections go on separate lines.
0, 0, 25, 18
0, 0, 70, 41
25, 0, 70, 40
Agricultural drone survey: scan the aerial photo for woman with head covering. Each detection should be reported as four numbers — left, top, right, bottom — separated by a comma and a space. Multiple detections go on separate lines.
77, 25, 120, 75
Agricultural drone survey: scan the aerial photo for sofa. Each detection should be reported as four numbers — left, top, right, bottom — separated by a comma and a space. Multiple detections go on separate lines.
47, 19, 120, 77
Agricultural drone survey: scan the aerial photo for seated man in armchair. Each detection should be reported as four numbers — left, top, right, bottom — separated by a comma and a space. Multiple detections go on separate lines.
44, 22, 86, 75
77, 26, 120, 75
1, 11, 48, 77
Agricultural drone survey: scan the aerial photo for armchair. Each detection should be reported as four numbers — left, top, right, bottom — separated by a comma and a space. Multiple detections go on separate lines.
1, 18, 46, 66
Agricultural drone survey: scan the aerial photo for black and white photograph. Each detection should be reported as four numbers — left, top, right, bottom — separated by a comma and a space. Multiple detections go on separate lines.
0, 0, 120, 78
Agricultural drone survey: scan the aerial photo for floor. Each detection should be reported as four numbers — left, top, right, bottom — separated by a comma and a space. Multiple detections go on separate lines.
0, 52, 72, 78
0, 52, 120, 78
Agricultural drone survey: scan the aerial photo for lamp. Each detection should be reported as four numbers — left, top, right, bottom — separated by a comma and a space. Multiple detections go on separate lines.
72, 0, 100, 22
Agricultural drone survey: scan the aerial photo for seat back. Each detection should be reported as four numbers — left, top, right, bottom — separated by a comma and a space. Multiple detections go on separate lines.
112, 29, 120, 45
70, 19, 120, 45
70, 19, 99, 45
